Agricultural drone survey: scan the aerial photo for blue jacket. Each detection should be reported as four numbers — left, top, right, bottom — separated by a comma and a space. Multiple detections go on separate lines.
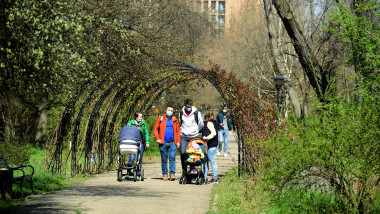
118, 126, 142, 143
216, 112, 233, 131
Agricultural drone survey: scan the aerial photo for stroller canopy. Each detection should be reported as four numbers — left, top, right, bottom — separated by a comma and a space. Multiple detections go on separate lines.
118, 126, 142, 143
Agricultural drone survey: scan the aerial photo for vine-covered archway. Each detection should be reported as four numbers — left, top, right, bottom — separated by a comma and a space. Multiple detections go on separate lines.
46, 59, 277, 176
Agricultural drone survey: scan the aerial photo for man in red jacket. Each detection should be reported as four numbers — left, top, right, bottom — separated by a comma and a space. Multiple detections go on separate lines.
154, 106, 181, 181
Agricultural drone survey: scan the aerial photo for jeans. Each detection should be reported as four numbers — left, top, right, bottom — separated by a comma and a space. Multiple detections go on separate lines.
159, 141, 177, 175
180, 135, 198, 173
127, 143, 144, 172
204, 146, 218, 180
218, 129, 229, 153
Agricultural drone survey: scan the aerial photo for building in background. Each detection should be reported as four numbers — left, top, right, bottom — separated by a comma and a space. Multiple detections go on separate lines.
194, 0, 249, 39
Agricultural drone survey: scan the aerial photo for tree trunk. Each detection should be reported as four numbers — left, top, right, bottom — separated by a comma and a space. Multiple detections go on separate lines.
272, 0, 329, 102
35, 103, 47, 145
263, 0, 302, 118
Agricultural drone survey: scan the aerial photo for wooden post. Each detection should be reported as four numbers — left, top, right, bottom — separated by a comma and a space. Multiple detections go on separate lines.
0, 169, 13, 200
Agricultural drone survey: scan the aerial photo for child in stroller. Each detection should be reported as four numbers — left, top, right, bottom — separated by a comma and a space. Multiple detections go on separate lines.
179, 138, 208, 185
117, 125, 144, 182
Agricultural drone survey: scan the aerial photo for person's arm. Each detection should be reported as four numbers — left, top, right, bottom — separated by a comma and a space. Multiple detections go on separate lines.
153, 116, 162, 144
142, 120, 150, 145
174, 117, 181, 148
127, 120, 133, 126
203, 122, 216, 140
198, 112, 204, 130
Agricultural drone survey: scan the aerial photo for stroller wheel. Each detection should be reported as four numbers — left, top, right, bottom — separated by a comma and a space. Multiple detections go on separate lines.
182, 177, 187, 185
117, 169, 122, 182
179, 177, 183, 184
200, 177, 205, 185
141, 169, 144, 181
133, 170, 137, 182
195, 177, 200, 185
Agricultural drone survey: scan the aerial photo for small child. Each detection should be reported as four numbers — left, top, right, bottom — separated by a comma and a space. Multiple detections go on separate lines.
186, 141, 205, 163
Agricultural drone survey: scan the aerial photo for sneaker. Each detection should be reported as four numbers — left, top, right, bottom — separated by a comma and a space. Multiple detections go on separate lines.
209, 179, 218, 184
163, 175, 168, 181
170, 174, 176, 181
125, 174, 130, 179
217, 151, 221, 156
223, 153, 228, 157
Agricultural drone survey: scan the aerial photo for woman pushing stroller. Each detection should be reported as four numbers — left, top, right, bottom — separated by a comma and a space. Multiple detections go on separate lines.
201, 110, 219, 184
126, 112, 150, 178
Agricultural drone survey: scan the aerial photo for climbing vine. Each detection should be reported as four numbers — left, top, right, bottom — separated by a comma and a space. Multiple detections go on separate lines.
46, 57, 277, 176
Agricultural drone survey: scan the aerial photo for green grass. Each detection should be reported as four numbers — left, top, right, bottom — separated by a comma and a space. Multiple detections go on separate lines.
2, 147, 90, 204
208, 167, 380, 214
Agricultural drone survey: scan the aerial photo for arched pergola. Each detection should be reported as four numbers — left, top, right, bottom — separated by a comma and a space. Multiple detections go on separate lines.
47, 60, 276, 176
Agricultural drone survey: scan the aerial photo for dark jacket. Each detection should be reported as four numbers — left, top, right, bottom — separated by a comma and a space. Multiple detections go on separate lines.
201, 121, 218, 148
216, 112, 233, 131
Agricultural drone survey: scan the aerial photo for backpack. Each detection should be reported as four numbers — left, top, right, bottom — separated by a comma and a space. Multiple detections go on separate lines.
179, 110, 200, 125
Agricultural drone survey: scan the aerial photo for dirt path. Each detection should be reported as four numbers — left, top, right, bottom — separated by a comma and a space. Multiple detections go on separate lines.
14, 132, 238, 214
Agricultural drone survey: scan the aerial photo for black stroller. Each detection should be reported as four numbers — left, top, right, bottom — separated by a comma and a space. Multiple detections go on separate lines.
179, 138, 208, 185
117, 126, 144, 182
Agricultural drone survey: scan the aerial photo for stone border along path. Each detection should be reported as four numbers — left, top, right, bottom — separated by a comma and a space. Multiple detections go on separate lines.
14, 132, 238, 214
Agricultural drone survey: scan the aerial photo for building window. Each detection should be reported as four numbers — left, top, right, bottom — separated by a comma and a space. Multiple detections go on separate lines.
218, 1, 225, 13
211, 15, 217, 24
218, 15, 225, 27
204, 1, 208, 11
218, 30, 224, 39
211, 1, 216, 13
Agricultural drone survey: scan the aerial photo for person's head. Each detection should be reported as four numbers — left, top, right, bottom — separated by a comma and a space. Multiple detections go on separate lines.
204, 110, 216, 122
166, 106, 174, 117
134, 112, 143, 122
222, 106, 228, 114
184, 99, 193, 111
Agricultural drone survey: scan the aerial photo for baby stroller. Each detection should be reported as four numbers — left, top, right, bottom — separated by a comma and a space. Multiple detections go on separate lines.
179, 138, 208, 185
117, 126, 144, 182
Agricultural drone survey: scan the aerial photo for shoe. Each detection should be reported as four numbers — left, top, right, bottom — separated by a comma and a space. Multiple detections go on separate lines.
217, 151, 221, 156
170, 174, 175, 181
209, 179, 218, 184
223, 153, 227, 157
163, 175, 168, 181
125, 175, 130, 179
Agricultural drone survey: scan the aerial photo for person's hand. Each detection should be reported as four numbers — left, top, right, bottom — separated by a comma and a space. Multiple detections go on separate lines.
156, 139, 162, 144
176, 143, 180, 148
219, 123, 223, 127
146, 144, 150, 148
203, 136, 207, 140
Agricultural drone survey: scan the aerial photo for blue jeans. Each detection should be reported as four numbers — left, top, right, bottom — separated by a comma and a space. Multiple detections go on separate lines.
159, 141, 177, 175
128, 143, 144, 172
180, 135, 198, 172
204, 146, 218, 180
218, 129, 229, 153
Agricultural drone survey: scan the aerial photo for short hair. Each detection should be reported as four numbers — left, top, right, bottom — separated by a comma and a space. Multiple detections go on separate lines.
134, 112, 142, 120
184, 99, 193, 106
204, 110, 216, 122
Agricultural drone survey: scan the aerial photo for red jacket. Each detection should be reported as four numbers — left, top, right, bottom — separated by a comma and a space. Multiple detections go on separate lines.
154, 114, 181, 146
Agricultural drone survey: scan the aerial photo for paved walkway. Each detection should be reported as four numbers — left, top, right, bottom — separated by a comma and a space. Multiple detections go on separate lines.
14, 132, 238, 214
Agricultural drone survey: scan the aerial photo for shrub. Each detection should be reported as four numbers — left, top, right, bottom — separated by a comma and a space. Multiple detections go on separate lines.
0, 141, 30, 166
257, 94, 379, 213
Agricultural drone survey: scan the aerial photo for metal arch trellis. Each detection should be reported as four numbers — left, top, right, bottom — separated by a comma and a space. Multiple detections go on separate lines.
48, 61, 260, 176
139, 63, 245, 176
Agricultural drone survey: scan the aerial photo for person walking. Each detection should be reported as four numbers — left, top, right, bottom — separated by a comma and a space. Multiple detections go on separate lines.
179, 99, 204, 174
154, 106, 181, 181
216, 105, 233, 157
126, 112, 150, 178
201, 110, 219, 184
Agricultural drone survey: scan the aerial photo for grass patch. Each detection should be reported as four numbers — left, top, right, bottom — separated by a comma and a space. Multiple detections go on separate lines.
1, 147, 91, 212
208, 167, 380, 213
208, 167, 260, 213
